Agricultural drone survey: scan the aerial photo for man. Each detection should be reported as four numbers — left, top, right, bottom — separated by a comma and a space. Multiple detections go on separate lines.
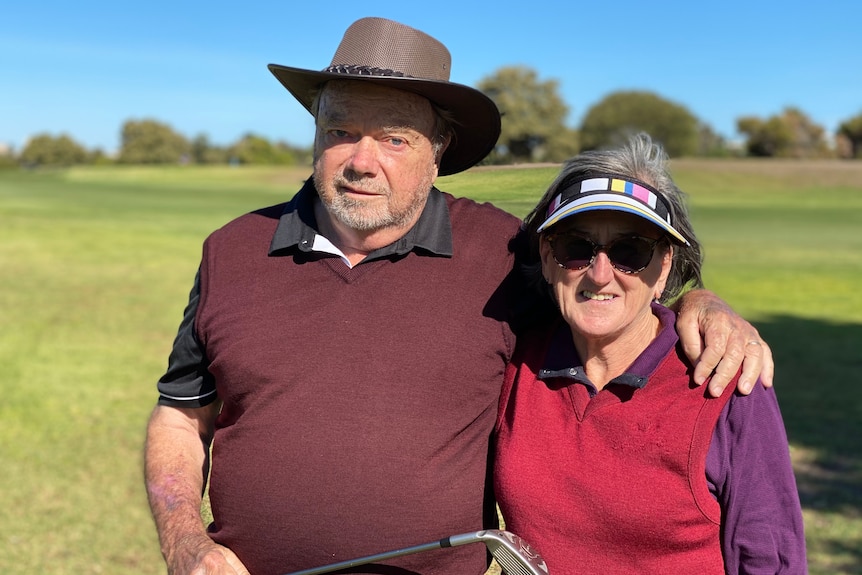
145, 17, 772, 575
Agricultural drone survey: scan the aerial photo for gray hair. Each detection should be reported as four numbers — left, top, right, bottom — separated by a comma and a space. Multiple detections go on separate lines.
523, 132, 703, 304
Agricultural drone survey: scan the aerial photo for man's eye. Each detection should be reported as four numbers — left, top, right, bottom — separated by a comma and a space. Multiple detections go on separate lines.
388, 137, 405, 147
331, 130, 350, 138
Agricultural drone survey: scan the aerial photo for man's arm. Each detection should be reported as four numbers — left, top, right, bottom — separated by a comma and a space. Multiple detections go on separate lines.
144, 403, 249, 575
675, 289, 774, 397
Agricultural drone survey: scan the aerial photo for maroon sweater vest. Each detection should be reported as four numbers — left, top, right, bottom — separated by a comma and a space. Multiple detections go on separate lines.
196, 192, 519, 575
495, 327, 735, 575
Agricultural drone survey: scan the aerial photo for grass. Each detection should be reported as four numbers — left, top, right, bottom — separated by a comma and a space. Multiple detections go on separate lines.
1, 160, 860, 574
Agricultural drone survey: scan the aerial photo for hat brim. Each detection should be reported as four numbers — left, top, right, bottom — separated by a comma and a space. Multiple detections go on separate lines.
268, 64, 501, 176
537, 194, 691, 246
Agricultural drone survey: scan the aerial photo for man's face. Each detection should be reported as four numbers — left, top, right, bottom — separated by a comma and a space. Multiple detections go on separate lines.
312, 81, 445, 233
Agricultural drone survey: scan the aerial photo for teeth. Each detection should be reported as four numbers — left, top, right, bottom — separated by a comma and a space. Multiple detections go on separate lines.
582, 290, 615, 301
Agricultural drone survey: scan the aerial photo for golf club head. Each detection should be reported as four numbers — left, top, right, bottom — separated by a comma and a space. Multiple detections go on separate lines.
281, 529, 548, 575
448, 530, 549, 575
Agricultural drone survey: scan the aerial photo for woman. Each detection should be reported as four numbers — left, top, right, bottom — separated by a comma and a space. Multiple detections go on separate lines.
494, 134, 806, 574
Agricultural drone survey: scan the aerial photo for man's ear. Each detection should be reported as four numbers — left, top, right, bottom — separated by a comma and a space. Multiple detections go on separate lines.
435, 135, 451, 165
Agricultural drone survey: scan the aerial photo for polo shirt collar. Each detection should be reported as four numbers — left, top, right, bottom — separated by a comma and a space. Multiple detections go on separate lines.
268, 178, 453, 260
538, 302, 680, 390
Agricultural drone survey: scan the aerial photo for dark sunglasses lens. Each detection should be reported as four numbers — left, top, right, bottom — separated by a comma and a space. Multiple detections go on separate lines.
607, 237, 655, 273
554, 237, 595, 270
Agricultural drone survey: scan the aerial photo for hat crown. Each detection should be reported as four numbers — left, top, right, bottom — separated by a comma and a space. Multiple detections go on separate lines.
267, 17, 500, 175
329, 17, 451, 82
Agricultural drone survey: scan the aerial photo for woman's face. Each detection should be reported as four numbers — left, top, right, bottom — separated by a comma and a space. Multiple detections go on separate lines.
540, 211, 673, 346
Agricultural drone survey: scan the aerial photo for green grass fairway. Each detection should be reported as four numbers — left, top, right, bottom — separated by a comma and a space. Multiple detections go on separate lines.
1, 160, 860, 574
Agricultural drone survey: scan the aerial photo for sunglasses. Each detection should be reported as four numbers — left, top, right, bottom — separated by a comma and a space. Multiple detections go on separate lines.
547, 233, 664, 274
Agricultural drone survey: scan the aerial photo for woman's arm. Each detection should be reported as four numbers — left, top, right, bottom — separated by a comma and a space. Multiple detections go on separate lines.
706, 385, 807, 573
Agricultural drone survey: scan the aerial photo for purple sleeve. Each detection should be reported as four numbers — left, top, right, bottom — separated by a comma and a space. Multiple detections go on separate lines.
705, 384, 808, 574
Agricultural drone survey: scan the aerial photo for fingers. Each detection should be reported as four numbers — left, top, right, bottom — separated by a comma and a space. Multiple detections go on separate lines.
679, 298, 737, 391
704, 334, 747, 398
675, 288, 774, 397
220, 547, 252, 575
690, 338, 719, 387
733, 339, 763, 395
173, 536, 248, 575
676, 308, 706, 378
760, 340, 775, 387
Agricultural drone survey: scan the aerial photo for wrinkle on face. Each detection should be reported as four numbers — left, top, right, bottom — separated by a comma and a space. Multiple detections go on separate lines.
312, 81, 440, 238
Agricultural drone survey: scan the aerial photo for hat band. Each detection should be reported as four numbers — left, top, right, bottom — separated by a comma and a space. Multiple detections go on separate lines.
547, 175, 672, 223
323, 64, 412, 78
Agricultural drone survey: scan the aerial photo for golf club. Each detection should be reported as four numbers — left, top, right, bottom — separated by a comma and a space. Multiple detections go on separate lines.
281, 529, 549, 575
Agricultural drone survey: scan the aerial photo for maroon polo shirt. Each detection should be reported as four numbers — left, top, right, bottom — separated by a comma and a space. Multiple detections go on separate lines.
495, 303, 807, 574
157, 179, 522, 575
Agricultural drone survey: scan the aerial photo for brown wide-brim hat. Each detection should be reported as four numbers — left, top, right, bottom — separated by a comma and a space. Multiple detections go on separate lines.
268, 17, 501, 176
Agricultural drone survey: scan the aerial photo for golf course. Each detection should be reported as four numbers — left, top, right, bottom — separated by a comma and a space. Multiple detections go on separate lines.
1, 159, 860, 574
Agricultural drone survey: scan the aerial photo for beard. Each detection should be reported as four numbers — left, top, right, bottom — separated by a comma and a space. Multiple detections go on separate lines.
313, 170, 434, 233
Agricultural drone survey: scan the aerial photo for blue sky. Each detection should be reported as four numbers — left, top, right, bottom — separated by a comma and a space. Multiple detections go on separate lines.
2, 1, 858, 154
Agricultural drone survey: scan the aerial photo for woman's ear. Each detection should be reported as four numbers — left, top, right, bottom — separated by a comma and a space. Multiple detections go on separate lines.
539, 236, 556, 283
655, 245, 673, 300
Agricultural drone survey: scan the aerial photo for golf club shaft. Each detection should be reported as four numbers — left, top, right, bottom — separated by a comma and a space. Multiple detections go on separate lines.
282, 537, 452, 575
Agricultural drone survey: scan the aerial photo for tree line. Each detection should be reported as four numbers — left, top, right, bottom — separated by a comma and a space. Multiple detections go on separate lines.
2, 119, 313, 169
5, 65, 862, 169
480, 67, 862, 163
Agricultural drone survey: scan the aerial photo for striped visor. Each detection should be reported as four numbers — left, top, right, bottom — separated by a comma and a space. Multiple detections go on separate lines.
537, 174, 690, 245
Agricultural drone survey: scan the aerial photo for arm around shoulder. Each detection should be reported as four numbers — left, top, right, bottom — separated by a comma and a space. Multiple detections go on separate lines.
674, 288, 774, 397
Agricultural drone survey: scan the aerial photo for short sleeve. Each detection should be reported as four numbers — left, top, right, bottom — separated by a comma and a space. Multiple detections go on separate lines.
156, 268, 217, 407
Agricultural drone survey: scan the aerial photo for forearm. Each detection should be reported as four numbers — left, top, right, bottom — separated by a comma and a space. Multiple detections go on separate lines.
145, 404, 217, 562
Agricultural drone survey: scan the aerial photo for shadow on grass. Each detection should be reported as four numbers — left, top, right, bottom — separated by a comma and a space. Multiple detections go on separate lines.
755, 315, 862, 574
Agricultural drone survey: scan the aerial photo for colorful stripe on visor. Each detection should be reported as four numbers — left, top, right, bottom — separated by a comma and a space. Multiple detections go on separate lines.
537, 175, 690, 245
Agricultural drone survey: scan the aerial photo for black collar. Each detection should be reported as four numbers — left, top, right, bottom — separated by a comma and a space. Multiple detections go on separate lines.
537, 303, 681, 390
268, 178, 453, 261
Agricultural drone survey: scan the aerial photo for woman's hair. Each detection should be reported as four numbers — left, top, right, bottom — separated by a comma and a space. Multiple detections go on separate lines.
522, 132, 703, 306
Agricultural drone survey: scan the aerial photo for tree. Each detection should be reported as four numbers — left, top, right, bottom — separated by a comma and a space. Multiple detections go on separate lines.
88, 148, 113, 166
579, 91, 700, 157
736, 108, 830, 158
478, 66, 578, 163
118, 119, 190, 164
191, 134, 229, 164
837, 112, 862, 158
697, 123, 736, 157
736, 116, 789, 157
0, 145, 17, 170
229, 133, 298, 165
19, 133, 88, 166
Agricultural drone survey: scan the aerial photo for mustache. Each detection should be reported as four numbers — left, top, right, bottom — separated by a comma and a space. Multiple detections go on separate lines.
332, 173, 389, 196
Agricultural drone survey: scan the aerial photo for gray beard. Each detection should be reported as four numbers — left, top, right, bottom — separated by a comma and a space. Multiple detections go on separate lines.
326, 193, 410, 231
313, 173, 432, 233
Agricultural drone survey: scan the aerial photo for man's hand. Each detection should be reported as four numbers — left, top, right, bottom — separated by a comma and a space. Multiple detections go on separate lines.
166, 533, 250, 575
675, 289, 774, 397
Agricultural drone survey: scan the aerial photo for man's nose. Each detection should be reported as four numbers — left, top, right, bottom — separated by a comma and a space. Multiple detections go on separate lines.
346, 136, 379, 177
